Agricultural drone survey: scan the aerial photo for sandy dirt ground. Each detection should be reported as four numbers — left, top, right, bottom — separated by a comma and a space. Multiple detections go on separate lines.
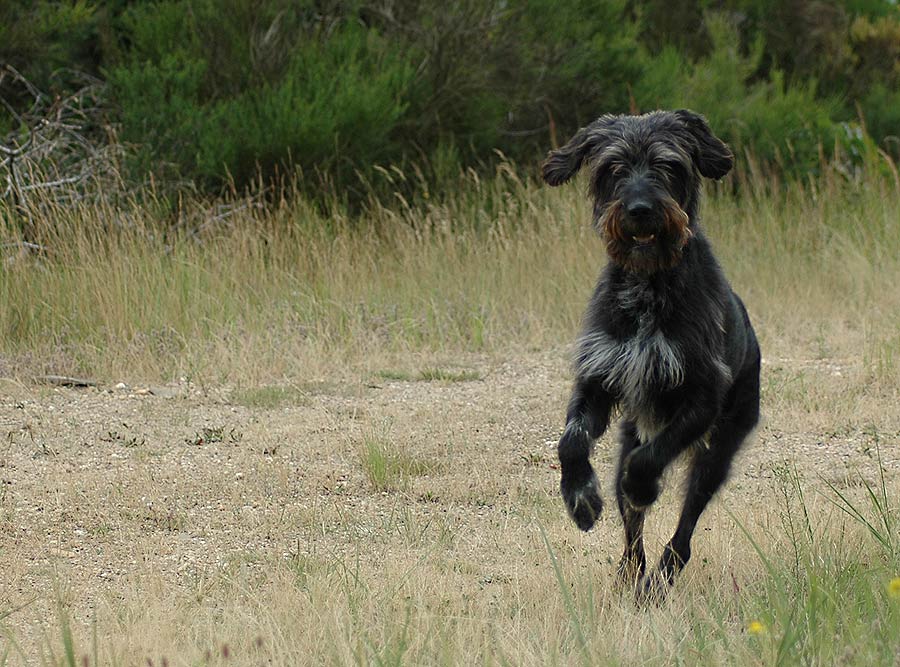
0, 351, 897, 660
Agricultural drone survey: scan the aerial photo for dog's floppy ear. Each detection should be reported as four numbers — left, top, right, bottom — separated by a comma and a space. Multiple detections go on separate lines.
674, 109, 733, 180
542, 115, 617, 187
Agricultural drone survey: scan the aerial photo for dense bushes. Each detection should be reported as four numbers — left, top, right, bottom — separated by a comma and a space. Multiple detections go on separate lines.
1, 1, 899, 197
632, 15, 853, 175
107, 6, 416, 188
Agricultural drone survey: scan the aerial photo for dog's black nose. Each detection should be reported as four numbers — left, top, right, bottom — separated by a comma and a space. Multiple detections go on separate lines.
626, 200, 654, 219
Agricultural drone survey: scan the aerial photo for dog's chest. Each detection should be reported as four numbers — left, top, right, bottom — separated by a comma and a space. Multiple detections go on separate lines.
575, 283, 684, 414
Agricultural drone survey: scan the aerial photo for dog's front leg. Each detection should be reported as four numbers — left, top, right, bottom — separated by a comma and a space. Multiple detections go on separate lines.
620, 396, 719, 510
558, 378, 613, 531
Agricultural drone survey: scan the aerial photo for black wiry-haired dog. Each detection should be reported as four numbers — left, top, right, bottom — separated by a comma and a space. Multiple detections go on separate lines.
543, 109, 760, 603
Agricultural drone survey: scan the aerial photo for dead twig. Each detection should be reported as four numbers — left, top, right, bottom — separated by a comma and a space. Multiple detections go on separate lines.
1, 65, 126, 242
32, 375, 98, 388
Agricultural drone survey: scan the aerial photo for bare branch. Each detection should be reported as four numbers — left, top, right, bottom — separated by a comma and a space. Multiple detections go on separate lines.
0, 126, 34, 156
1, 66, 127, 227
33, 375, 98, 388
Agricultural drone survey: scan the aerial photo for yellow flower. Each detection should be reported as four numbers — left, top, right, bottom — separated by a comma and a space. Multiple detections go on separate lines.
747, 620, 766, 635
889, 577, 900, 599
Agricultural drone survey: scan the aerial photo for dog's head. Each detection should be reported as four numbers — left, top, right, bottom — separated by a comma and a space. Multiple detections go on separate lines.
542, 109, 733, 273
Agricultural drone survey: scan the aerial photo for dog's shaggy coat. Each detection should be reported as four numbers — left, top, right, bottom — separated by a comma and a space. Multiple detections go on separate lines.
543, 109, 760, 602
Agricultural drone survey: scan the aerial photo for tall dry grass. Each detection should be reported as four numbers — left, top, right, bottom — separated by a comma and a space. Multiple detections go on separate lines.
3, 158, 900, 388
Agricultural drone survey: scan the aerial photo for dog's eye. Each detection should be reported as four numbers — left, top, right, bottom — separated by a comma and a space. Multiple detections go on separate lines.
594, 162, 625, 186
655, 160, 685, 181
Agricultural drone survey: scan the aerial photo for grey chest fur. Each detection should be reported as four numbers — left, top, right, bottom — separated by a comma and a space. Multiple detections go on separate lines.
575, 323, 684, 406
574, 284, 685, 440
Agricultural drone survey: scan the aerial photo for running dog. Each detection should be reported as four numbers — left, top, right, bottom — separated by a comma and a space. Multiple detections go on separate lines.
543, 109, 761, 603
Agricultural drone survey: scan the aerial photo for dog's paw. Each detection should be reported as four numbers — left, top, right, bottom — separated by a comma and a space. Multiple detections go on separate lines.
560, 467, 603, 531
621, 450, 660, 509
621, 473, 659, 509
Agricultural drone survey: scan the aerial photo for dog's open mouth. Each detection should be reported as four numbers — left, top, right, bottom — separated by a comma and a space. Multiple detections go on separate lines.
631, 234, 656, 246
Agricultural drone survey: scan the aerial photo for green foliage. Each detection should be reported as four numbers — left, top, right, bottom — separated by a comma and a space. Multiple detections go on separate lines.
635, 0, 711, 58
849, 14, 900, 97
860, 84, 900, 152
105, 53, 207, 177
196, 25, 413, 186
103, 1, 414, 188
634, 14, 850, 175
0, 1, 98, 75
95, 0, 647, 192
2, 0, 900, 194
0, 1, 99, 134
510, 0, 644, 128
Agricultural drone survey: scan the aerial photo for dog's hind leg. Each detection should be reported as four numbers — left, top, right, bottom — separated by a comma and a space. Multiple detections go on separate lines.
615, 421, 647, 587
558, 378, 613, 531
638, 364, 760, 604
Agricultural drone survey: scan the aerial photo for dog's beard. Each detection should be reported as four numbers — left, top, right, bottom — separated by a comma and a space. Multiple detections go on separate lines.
598, 198, 692, 273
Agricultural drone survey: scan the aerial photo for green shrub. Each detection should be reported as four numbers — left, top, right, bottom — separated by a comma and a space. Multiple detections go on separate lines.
106, 53, 207, 177
101, 0, 647, 193
3, 0, 899, 198
104, 2, 414, 189
193, 24, 414, 187
0, 1, 100, 135
634, 14, 849, 176
493, 0, 644, 138
858, 84, 900, 157
849, 15, 900, 152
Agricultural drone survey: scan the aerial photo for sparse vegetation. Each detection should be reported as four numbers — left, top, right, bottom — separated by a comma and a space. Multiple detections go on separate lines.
101, 426, 147, 449
376, 368, 482, 383
360, 428, 437, 492
185, 425, 243, 447
414, 368, 482, 383
17, 454, 900, 665
230, 386, 308, 409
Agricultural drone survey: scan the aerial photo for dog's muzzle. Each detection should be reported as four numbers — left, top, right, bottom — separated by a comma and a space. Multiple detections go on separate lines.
598, 198, 692, 273
623, 200, 661, 246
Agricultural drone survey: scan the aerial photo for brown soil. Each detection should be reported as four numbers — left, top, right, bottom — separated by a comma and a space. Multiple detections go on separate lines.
0, 351, 897, 660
